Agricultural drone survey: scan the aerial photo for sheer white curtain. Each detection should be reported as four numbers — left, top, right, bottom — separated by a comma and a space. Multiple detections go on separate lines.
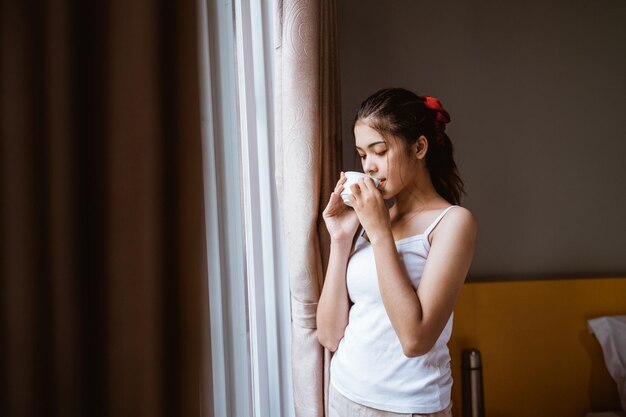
200, 0, 294, 415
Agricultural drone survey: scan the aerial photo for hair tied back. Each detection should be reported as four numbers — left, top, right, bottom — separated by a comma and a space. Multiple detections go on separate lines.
421, 96, 450, 142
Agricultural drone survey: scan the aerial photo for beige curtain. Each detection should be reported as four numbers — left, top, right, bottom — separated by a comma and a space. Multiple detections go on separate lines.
274, 0, 343, 416
0, 0, 209, 416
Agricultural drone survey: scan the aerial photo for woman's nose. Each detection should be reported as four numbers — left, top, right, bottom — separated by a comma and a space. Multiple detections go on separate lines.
363, 159, 377, 174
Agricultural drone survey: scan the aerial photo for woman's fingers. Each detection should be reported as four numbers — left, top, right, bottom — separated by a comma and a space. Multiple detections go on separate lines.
334, 172, 347, 193
359, 177, 372, 191
355, 178, 373, 195
359, 177, 381, 195
333, 173, 381, 207
324, 193, 341, 217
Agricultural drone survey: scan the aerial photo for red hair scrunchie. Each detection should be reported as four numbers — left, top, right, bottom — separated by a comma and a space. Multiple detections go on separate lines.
422, 95, 450, 143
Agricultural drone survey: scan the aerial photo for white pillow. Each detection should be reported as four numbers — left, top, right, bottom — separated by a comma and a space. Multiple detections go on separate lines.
588, 316, 626, 412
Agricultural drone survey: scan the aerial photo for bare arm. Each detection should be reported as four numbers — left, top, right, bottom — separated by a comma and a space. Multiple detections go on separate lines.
316, 173, 360, 351
316, 239, 352, 351
369, 207, 477, 357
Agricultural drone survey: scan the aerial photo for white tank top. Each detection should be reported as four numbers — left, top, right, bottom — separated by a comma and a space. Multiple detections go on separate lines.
330, 205, 458, 414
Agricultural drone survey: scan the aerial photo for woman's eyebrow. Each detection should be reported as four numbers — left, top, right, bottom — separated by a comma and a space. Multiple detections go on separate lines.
355, 141, 387, 150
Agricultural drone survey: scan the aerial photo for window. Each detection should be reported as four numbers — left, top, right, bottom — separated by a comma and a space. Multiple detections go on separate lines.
199, 0, 294, 416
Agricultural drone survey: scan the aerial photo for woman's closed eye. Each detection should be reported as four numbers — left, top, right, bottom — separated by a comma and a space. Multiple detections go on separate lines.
358, 150, 386, 160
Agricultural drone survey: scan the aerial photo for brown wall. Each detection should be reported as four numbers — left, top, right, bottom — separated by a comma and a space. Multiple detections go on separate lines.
338, 0, 626, 281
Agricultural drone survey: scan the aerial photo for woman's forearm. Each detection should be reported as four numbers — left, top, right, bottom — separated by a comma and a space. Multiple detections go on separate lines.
369, 231, 425, 355
368, 211, 475, 358
316, 239, 352, 351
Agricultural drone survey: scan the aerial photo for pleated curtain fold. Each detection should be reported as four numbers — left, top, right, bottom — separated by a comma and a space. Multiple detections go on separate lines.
0, 1, 209, 416
274, 0, 343, 416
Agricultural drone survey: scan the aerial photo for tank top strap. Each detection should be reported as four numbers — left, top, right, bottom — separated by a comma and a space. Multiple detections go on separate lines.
423, 205, 459, 238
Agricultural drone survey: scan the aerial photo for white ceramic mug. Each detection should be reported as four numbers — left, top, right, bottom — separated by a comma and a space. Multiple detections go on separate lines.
341, 171, 380, 207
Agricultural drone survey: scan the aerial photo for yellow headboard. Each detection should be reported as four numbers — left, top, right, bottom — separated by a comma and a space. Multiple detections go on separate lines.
449, 277, 626, 417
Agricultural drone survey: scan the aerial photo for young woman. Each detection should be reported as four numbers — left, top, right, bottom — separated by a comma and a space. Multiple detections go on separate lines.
317, 88, 477, 417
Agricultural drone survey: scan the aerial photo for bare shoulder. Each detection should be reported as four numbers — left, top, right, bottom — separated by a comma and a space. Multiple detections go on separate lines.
430, 206, 477, 246
449, 206, 477, 230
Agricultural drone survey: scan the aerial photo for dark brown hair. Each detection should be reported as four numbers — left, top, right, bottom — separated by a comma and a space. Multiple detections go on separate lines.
353, 88, 465, 205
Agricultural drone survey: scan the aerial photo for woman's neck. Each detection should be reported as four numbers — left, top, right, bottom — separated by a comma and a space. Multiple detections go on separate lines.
391, 170, 447, 217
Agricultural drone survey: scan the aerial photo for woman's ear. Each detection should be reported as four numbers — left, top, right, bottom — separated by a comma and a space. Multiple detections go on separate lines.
414, 135, 428, 160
